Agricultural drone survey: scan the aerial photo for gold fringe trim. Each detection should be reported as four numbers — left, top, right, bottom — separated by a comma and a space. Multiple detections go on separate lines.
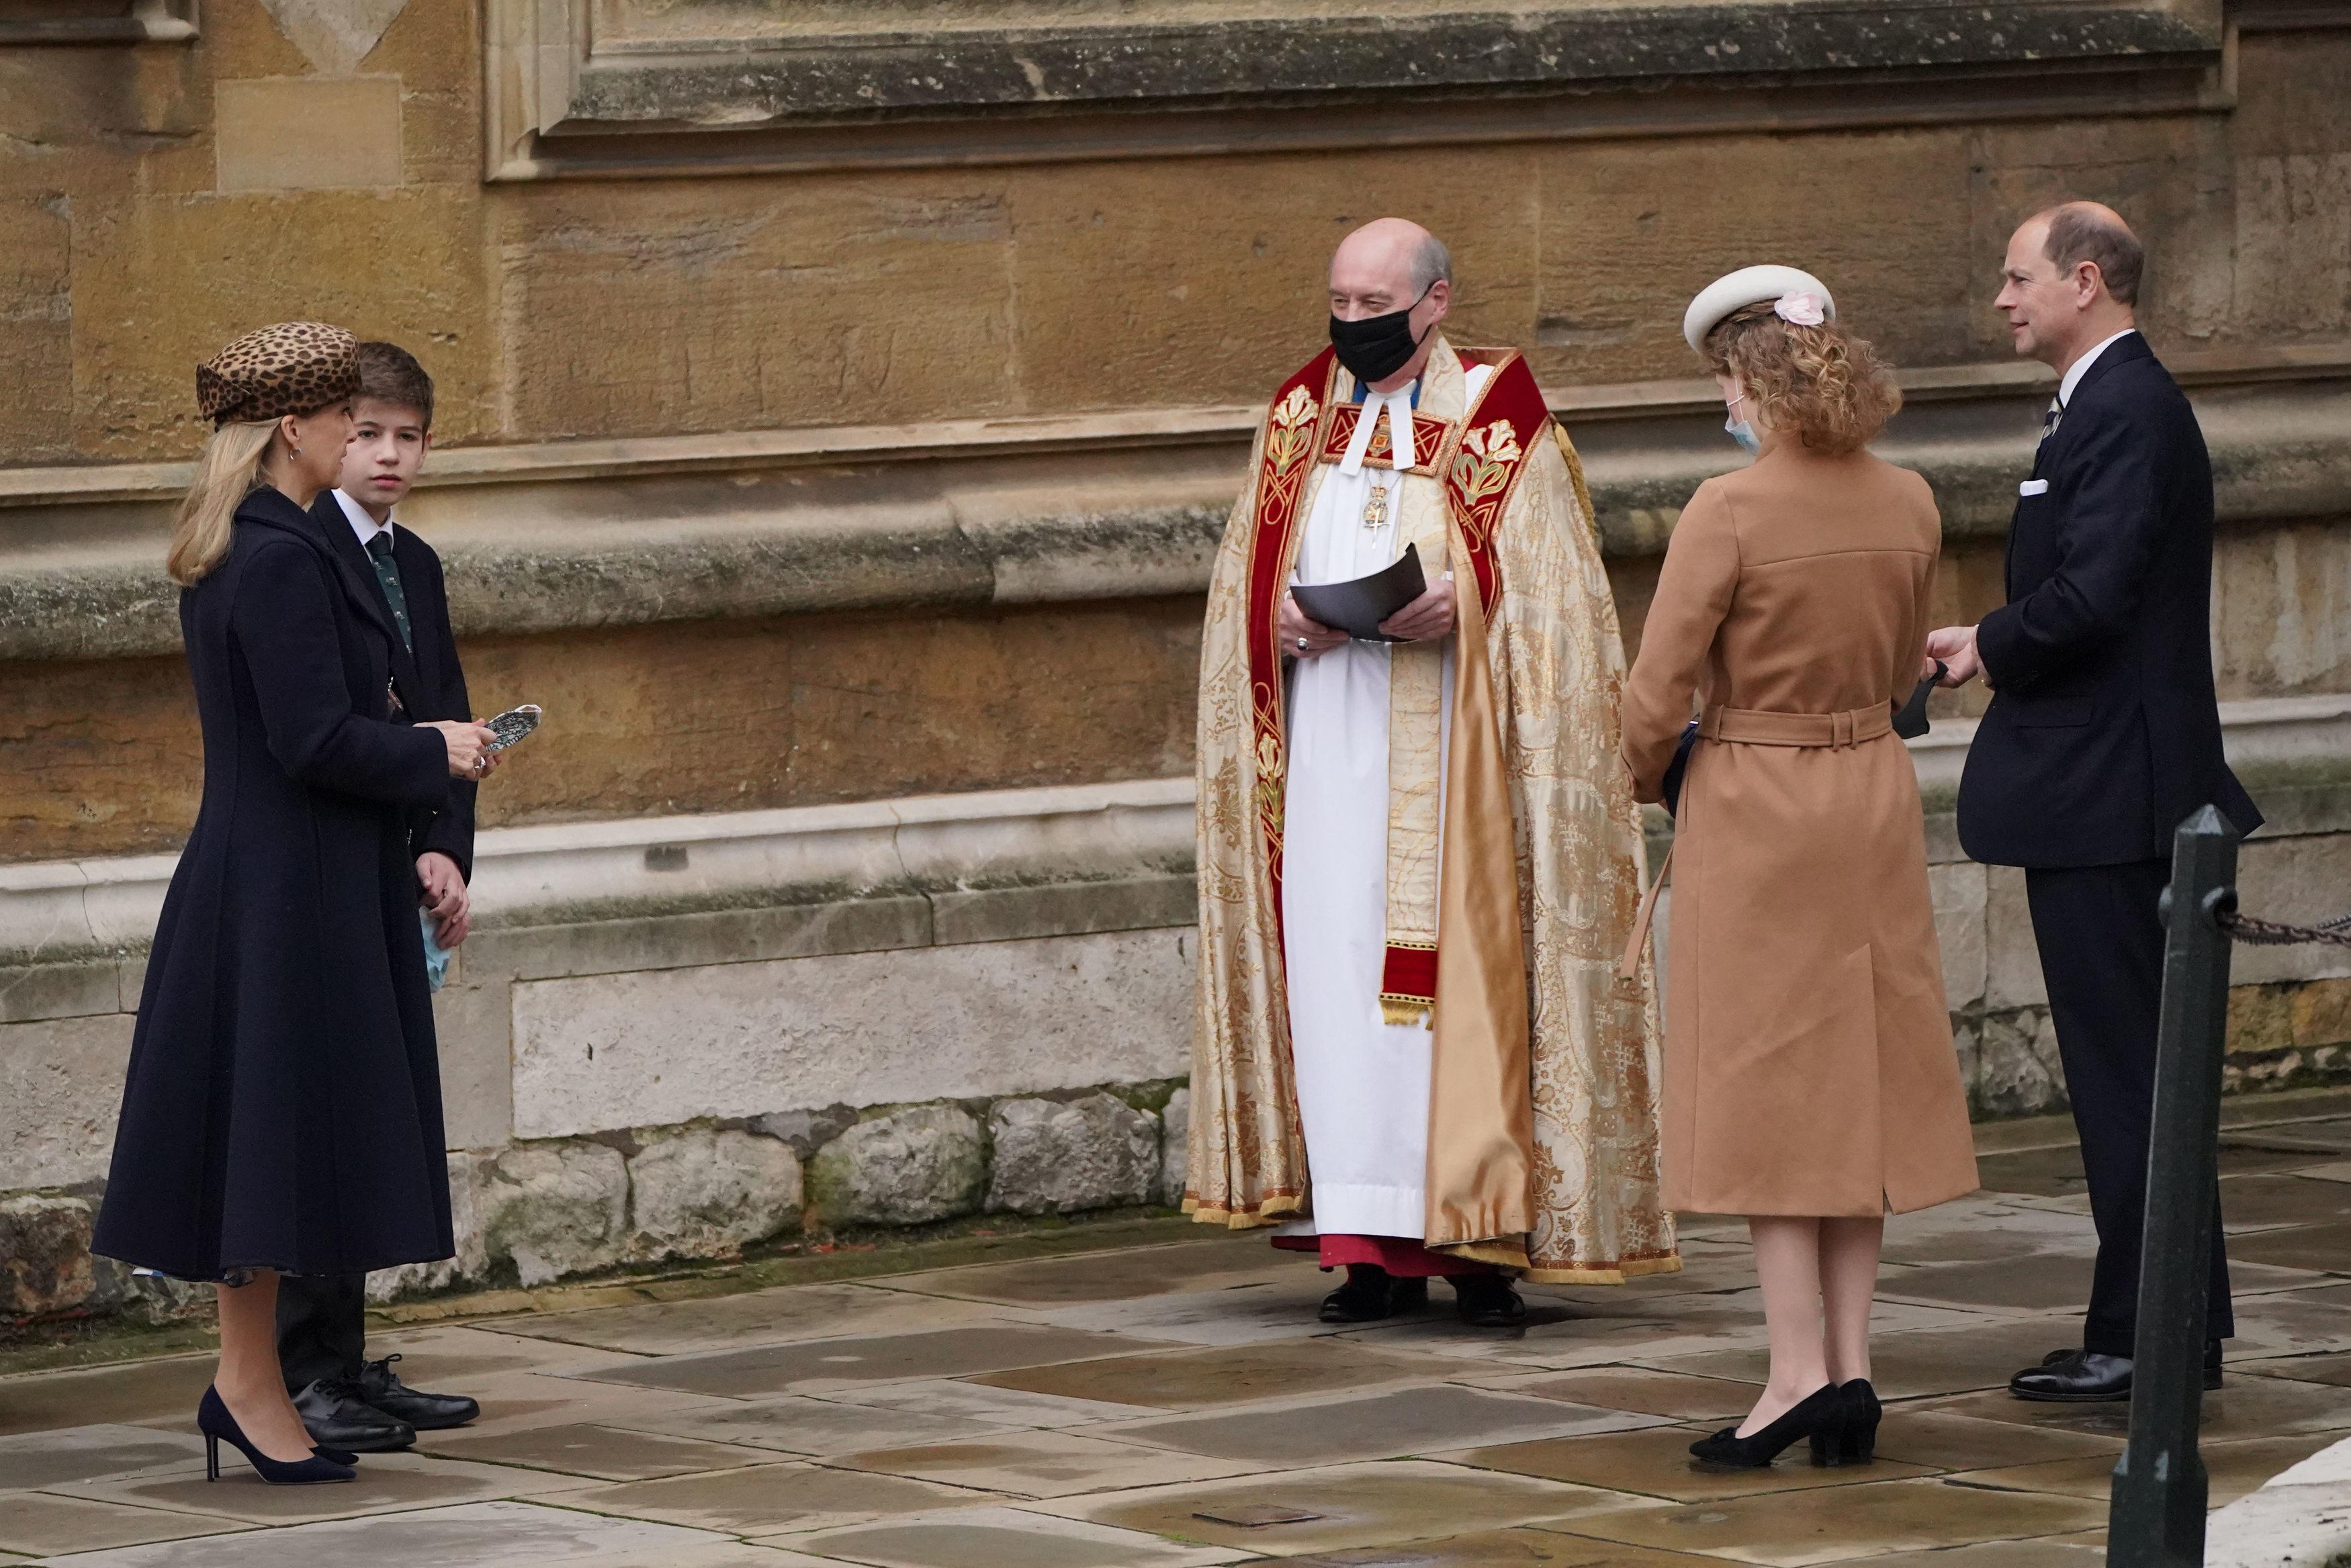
1378, 995, 1435, 1026
1180, 1192, 1306, 1231
1520, 1251, 1686, 1286
1435, 1238, 1531, 1271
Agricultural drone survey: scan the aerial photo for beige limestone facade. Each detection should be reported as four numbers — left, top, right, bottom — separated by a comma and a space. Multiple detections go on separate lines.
3, 0, 2350, 1317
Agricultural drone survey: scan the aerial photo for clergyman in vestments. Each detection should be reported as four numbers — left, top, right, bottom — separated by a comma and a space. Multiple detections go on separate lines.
1186, 218, 1678, 1326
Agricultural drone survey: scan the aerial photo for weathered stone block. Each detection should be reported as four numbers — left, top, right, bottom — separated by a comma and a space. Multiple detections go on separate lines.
0, 1193, 99, 1317
751, 1106, 858, 1160
0, 1012, 134, 1191
1159, 1086, 1191, 1207
1966, 1007, 2069, 1118
2293, 979, 2351, 1049
511, 927, 1190, 1139
986, 1093, 1161, 1215
2229, 984, 2297, 1057
627, 1128, 803, 1262
214, 77, 403, 193
807, 1106, 985, 1227
1929, 860, 1988, 1011
429, 972, 513, 1152
478, 1141, 627, 1287
1984, 866, 2047, 1011
367, 1152, 489, 1301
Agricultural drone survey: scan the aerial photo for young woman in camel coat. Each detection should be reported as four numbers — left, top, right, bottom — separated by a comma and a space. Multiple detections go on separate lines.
1620, 272, 1978, 1469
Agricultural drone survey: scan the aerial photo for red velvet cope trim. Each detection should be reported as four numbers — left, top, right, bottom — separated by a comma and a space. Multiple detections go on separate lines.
1378, 942, 1438, 1007
1270, 1232, 1500, 1276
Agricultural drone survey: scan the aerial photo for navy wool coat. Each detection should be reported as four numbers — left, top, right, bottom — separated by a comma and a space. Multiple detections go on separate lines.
91, 487, 457, 1280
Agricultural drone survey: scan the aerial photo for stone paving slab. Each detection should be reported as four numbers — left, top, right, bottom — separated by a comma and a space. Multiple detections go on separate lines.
1104, 1385, 1666, 1465
777, 1504, 1252, 1567
0, 1493, 239, 1559
1051, 1459, 1647, 1556
13, 1099, 2351, 1565
32, 1500, 752, 1566
1548, 1477, 2108, 1567
570, 1326, 1161, 1395
829, 1427, 1261, 1497
0, 1423, 206, 1490
560, 1460, 986, 1534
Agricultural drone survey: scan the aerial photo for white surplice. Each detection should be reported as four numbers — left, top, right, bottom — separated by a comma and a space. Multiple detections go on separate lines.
1279, 365, 1492, 1239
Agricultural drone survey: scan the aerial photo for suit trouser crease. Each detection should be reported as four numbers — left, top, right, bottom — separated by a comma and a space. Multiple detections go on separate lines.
2025, 859, 2233, 1357
275, 1271, 369, 1390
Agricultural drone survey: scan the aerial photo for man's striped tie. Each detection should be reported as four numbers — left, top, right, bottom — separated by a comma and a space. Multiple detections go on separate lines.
2039, 396, 2062, 445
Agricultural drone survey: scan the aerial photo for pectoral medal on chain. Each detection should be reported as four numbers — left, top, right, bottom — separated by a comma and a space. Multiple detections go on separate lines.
1362, 479, 1390, 531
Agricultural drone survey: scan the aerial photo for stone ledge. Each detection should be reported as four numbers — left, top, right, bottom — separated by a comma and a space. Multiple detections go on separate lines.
487, 0, 2231, 177
6, 704, 2347, 976
3, 361, 2344, 662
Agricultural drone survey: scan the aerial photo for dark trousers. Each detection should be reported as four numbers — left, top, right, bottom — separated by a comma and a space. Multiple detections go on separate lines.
2026, 860, 2233, 1357
275, 1271, 370, 1392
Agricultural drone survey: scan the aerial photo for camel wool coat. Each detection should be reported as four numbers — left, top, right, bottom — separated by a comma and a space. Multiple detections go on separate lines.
1620, 444, 1979, 1217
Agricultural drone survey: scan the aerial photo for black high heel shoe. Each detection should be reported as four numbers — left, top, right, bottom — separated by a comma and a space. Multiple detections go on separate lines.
1689, 1384, 1844, 1469
197, 1387, 356, 1485
1811, 1379, 1881, 1466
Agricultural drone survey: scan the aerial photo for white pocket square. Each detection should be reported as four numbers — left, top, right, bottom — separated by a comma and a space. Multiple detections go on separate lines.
2019, 479, 2050, 497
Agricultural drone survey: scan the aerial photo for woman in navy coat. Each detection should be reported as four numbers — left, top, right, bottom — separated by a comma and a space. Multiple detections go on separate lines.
91, 323, 496, 1483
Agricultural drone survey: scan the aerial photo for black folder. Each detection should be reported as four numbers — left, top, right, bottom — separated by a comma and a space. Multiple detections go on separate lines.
1291, 544, 1429, 642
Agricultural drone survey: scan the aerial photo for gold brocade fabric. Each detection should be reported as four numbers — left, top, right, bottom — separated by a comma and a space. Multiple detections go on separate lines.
1186, 338, 1679, 1283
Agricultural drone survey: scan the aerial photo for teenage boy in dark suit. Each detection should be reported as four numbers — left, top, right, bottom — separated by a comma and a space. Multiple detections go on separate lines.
1929, 203, 2260, 1402
284, 341, 486, 1450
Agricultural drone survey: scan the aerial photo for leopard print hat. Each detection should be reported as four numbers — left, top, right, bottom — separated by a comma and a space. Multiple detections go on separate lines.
194, 322, 362, 426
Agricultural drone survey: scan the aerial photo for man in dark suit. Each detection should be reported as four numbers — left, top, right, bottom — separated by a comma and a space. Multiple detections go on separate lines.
283, 342, 486, 1450
1930, 203, 2259, 1402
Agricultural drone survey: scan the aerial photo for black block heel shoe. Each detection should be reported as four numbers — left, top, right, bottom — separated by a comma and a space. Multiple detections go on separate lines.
197, 1387, 357, 1485
1689, 1385, 1844, 1469
1812, 1379, 1881, 1466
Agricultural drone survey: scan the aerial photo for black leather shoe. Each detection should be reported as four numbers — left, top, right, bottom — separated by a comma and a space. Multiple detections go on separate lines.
2010, 1342, 2223, 1403
1319, 1265, 1429, 1323
1451, 1273, 1527, 1328
357, 1354, 480, 1431
1691, 1384, 1843, 1469
291, 1380, 416, 1452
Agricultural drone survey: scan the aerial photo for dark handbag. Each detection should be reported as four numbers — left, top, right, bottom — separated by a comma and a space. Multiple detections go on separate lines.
1660, 722, 1699, 819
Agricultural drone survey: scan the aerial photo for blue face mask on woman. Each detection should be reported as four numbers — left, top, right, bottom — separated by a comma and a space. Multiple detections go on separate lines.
1724, 391, 1760, 454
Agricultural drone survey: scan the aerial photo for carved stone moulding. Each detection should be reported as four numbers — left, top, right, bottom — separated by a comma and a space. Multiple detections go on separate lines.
0, 0, 197, 44
484, 0, 2235, 181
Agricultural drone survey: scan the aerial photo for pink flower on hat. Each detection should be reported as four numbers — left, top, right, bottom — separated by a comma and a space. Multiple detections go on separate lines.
1774, 292, 1828, 328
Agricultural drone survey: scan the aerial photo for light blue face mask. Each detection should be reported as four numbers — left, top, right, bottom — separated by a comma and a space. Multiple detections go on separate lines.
1724, 393, 1761, 455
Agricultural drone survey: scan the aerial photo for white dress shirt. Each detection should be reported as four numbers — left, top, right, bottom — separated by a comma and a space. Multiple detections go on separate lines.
331, 486, 394, 548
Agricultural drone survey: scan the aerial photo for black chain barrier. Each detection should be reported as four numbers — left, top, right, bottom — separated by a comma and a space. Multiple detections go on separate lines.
2219, 907, 2351, 948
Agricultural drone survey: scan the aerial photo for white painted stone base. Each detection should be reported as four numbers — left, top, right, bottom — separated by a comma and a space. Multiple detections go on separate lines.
511, 926, 1191, 1140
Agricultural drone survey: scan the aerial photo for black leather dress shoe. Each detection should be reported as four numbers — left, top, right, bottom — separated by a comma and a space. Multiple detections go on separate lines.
1319, 1265, 1429, 1323
1451, 1273, 1527, 1328
291, 1379, 416, 1452
2010, 1342, 2223, 1402
357, 1354, 480, 1431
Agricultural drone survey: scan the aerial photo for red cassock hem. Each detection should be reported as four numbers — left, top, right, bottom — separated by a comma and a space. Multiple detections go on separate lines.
1270, 1232, 1499, 1276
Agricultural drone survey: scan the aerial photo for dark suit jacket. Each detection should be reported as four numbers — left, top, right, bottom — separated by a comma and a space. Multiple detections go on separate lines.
1958, 332, 2260, 866
310, 492, 478, 880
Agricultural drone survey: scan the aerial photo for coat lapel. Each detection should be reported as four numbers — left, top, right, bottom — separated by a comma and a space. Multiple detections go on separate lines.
303, 494, 428, 709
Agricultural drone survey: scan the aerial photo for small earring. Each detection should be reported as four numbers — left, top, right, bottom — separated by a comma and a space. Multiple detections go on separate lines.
292, 445, 302, 455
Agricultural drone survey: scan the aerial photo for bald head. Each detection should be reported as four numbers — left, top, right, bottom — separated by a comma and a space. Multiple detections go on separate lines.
1327, 218, 1454, 392
2031, 201, 2144, 306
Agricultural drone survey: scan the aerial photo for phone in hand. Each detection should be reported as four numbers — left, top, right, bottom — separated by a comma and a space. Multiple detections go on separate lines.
484, 704, 542, 753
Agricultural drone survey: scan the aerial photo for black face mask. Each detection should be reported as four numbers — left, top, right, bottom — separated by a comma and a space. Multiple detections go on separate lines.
1329, 284, 1433, 385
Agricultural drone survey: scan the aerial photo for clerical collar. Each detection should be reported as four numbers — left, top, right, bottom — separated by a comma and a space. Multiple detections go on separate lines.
1351, 377, 1420, 409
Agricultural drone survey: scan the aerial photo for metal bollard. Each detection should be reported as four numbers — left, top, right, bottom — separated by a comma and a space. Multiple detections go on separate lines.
2106, 804, 2240, 1568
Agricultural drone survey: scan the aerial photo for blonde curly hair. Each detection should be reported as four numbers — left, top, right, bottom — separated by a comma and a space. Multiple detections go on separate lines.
1702, 303, 1902, 455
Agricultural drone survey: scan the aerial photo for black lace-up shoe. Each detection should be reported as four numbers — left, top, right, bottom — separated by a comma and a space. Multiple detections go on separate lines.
2009, 1342, 2223, 1403
357, 1354, 480, 1431
1450, 1273, 1527, 1328
1319, 1264, 1429, 1323
290, 1379, 415, 1452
